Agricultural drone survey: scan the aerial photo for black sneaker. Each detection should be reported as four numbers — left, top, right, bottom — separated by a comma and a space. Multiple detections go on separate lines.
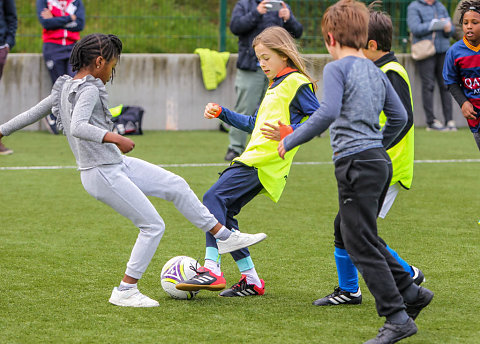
405, 286, 434, 320
224, 148, 240, 161
43, 114, 59, 135
312, 286, 362, 306
364, 318, 417, 344
175, 266, 226, 291
411, 266, 425, 286
219, 275, 265, 297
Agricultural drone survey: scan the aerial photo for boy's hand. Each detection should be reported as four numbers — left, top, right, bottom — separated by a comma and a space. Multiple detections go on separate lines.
461, 101, 477, 120
204, 103, 222, 119
261, 120, 292, 141
278, 139, 287, 159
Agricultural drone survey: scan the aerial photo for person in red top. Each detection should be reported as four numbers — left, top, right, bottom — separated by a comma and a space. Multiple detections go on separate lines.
37, 0, 85, 134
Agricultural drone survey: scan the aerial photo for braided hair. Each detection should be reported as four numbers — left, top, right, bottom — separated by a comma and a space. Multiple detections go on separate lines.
458, 0, 480, 24
69, 33, 122, 78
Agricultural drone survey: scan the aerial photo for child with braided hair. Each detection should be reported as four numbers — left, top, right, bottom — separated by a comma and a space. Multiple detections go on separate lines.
0, 33, 266, 307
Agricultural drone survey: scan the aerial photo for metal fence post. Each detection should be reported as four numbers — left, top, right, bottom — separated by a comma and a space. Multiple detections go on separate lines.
219, 0, 227, 51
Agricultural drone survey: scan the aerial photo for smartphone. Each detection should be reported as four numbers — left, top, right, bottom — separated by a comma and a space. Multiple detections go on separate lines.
265, 0, 283, 12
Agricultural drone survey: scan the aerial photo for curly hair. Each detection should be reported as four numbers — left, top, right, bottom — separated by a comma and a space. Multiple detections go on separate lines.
458, 0, 480, 24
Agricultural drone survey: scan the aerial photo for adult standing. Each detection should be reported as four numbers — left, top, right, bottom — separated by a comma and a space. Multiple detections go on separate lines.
224, 0, 303, 161
407, 0, 456, 131
0, 0, 17, 155
453, 0, 468, 41
37, 0, 85, 134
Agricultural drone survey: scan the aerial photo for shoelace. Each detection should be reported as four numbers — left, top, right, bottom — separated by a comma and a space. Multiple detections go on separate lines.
188, 260, 205, 277
230, 276, 248, 291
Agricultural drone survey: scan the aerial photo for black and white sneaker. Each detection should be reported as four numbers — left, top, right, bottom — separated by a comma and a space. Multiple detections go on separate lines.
313, 286, 362, 306
219, 275, 265, 297
411, 266, 425, 285
405, 286, 434, 320
364, 318, 417, 344
43, 114, 59, 135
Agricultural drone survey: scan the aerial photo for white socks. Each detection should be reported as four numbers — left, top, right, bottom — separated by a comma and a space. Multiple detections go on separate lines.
213, 226, 232, 241
242, 267, 262, 287
118, 281, 137, 291
204, 259, 222, 276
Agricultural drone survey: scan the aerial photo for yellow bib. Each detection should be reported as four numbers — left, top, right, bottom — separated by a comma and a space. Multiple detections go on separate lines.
379, 62, 414, 189
235, 72, 312, 202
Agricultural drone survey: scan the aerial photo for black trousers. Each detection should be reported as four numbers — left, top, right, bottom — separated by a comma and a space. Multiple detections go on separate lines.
333, 147, 413, 317
416, 52, 452, 126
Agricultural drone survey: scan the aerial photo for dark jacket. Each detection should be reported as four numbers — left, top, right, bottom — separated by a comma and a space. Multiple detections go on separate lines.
230, 0, 303, 71
0, 0, 17, 48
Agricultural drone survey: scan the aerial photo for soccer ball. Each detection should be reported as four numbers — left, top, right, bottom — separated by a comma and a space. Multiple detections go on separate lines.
161, 256, 199, 300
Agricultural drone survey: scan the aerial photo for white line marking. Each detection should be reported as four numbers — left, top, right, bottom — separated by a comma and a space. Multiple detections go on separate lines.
0, 159, 479, 171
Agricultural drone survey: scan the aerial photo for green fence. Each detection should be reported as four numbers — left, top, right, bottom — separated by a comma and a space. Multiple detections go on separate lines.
14, 0, 459, 54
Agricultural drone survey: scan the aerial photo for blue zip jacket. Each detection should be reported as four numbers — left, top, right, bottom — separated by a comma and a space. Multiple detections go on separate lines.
230, 0, 303, 71
407, 0, 454, 54
0, 0, 17, 48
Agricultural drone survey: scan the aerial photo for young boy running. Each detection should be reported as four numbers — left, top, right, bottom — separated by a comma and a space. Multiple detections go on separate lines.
278, 1, 434, 342
443, 0, 480, 151
313, 7, 425, 307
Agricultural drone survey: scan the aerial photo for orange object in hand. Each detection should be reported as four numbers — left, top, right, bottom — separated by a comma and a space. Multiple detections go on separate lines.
212, 103, 222, 118
279, 123, 293, 139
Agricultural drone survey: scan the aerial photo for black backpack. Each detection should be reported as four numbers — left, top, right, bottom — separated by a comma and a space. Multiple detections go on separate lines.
110, 105, 144, 135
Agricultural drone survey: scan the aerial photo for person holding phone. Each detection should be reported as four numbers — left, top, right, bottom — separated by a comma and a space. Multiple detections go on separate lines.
223, 0, 303, 161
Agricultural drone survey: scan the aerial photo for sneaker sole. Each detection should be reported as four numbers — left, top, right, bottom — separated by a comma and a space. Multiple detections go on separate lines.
175, 282, 226, 291
218, 233, 267, 255
108, 298, 159, 307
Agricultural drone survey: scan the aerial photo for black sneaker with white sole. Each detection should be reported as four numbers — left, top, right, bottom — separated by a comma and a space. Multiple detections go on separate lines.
411, 266, 425, 286
312, 286, 362, 306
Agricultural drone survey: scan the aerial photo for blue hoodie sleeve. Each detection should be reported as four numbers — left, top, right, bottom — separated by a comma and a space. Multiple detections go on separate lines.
218, 106, 256, 133
4, 0, 17, 48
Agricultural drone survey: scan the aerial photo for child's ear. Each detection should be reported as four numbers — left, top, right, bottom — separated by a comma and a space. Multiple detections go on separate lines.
327, 32, 336, 46
95, 56, 105, 69
367, 40, 378, 51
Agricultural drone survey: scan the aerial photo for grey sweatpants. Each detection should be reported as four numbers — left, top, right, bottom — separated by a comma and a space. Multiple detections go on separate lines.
80, 156, 218, 279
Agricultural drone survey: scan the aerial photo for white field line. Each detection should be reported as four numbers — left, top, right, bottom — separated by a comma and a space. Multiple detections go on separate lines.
0, 159, 479, 171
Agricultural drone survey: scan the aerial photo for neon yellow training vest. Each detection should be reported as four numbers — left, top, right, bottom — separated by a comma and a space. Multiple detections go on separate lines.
379, 61, 414, 189
235, 72, 312, 202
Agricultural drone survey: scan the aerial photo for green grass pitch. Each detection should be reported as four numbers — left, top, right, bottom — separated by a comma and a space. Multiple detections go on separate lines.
0, 129, 479, 343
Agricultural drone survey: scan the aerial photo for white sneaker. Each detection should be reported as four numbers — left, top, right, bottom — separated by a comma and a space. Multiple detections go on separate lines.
446, 120, 457, 131
109, 287, 159, 307
426, 119, 445, 131
217, 231, 267, 255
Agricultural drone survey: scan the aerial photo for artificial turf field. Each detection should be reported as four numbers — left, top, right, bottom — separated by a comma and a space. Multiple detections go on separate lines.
0, 129, 479, 343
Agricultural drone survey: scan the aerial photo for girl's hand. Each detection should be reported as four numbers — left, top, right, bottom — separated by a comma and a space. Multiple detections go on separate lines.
115, 135, 135, 153
204, 103, 222, 119
261, 120, 293, 141
103, 132, 135, 153
461, 101, 477, 120
261, 121, 281, 141
278, 139, 287, 159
